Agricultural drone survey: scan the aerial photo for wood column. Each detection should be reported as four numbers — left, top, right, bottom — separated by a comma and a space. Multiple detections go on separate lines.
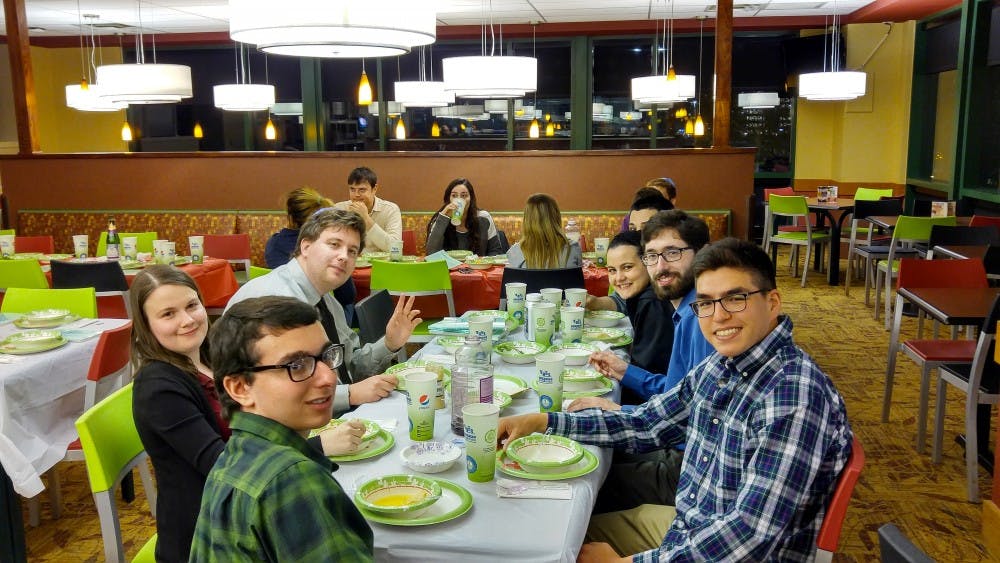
712, 0, 733, 149
3, 0, 39, 154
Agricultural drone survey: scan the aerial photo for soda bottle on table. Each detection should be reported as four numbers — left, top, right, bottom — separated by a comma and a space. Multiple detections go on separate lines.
105, 217, 120, 260
451, 334, 493, 435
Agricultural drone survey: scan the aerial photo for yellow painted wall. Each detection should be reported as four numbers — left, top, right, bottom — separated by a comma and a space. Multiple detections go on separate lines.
30, 46, 127, 153
794, 21, 916, 190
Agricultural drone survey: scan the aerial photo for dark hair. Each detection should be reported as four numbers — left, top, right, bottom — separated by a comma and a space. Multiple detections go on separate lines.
347, 166, 378, 188
632, 187, 663, 202
631, 193, 674, 213
284, 186, 333, 230
692, 237, 777, 292
129, 265, 211, 377
428, 177, 483, 246
609, 229, 642, 252
646, 177, 678, 200
210, 296, 320, 420
294, 208, 366, 257
641, 209, 710, 252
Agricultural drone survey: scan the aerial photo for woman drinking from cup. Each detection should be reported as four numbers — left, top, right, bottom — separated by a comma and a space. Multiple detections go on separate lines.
425, 178, 504, 256
131, 265, 364, 562
506, 193, 582, 269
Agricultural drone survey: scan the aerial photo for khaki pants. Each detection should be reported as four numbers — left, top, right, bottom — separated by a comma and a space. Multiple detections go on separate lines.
585, 504, 677, 556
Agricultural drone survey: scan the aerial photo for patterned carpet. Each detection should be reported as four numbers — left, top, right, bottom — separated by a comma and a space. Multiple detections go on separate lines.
19, 249, 1000, 561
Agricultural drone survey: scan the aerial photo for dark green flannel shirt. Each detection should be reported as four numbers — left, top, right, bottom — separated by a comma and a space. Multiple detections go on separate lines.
188, 412, 374, 562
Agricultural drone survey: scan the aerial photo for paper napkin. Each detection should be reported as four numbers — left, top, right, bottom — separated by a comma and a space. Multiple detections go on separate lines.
496, 478, 573, 500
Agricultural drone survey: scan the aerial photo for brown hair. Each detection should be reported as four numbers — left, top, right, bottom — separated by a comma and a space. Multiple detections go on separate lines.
293, 208, 367, 257
521, 193, 569, 269
129, 265, 211, 376
284, 186, 333, 230
428, 177, 483, 245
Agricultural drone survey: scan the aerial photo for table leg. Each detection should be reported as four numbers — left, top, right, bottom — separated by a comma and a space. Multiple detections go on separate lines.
0, 467, 28, 563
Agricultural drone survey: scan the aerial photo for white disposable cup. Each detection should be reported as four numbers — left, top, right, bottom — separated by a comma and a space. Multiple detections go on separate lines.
406, 371, 438, 441
165, 242, 177, 264
535, 352, 566, 413
532, 302, 557, 346
122, 237, 138, 260
389, 239, 404, 262
560, 306, 585, 343
188, 236, 204, 264
466, 313, 494, 358
152, 239, 168, 264
72, 235, 89, 259
0, 235, 14, 259
564, 288, 588, 308
462, 402, 500, 482
505, 282, 528, 323
594, 237, 610, 266
540, 288, 563, 330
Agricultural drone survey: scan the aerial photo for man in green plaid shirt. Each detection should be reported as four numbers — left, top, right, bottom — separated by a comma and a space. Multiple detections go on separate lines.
189, 296, 373, 562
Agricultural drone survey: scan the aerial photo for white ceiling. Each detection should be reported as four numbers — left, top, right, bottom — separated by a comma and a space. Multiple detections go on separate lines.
2, 1, 875, 37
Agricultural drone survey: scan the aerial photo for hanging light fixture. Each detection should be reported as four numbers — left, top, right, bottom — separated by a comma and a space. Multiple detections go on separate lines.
358, 59, 373, 106
65, 13, 127, 112
193, 122, 204, 138
738, 92, 780, 108
443, 0, 536, 99
395, 46, 454, 107
395, 118, 406, 139
431, 121, 441, 137
264, 118, 277, 140
97, 1, 192, 104
799, 3, 867, 101
229, 0, 435, 58
121, 121, 134, 141
692, 17, 706, 137
684, 117, 694, 135
631, 0, 695, 105
528, 118, 540, 138
545, 121, 555, 137
214, 43, 276, 111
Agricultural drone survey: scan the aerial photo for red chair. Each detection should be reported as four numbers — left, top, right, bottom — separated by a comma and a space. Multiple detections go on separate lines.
883, 259, 987, 451
401, 229, 417, 256
969, 215, 1000, 229
815, 435, 865, 562
28, 322, 136, 526
14, 235, 54, 254
202, 234, 252, 283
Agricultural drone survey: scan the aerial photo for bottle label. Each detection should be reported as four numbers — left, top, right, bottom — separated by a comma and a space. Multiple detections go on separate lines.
106, 243, 120, 260
478, 376, 493, 404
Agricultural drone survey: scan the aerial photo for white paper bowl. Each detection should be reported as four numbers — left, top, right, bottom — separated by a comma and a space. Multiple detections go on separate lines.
493, 341, 547, 365
563, 368, 604, 392
584, 310, 626, 328
547, 342, 598, 366
505, 434, 585, 474
355, 474, 442, 515
400, 441, 463, 474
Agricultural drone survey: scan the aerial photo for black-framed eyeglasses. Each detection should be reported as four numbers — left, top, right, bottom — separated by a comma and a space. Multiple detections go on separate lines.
641, 247, 692, 266
689, 290, 767, 318
246, 343, 345, 382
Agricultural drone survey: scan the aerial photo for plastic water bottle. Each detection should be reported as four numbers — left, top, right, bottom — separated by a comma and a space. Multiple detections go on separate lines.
105, 217, 120, 260
524, 293, 542, 341
565, 219, 581, 245
451, 198, 466, 226
451, 334, 493, 435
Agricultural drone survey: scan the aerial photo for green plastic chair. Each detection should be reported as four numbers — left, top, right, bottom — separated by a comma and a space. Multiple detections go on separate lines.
874, 215, 956, 328
75, 383, 157, 563
370, 260, 454, 343
0, 228, 15, 236
96, 232, 158, 257
0, 260, 49, 291
131, 534, 158, 563
0, 287, 98, 318
767, 195, 831, 287
853, 187, 894, 201
249, 265, 271, 280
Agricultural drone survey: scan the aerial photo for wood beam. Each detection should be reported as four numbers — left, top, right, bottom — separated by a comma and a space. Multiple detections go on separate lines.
713, 0, 733, 149
3, 0, 39, 154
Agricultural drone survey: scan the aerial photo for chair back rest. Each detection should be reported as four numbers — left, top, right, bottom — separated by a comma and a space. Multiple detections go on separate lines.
762, 187, 794, 202
202, 233, 252, 260
75, 383, 144, 494
355, 289, 394, 345
853, 187, 894, 201
896, 258, 988, 290
970, 215, 1000, 229
985, 244, 1000, 277
0, 287, 98, 317
248, 265, 272, 280
50, 260, 129, 292
500, 266, 586, 297
928, 225, 998, 247
0, 229, 14, 236
877, 524, 935, 563
14, 235, 55, 254
88, 322, 133, 384
853, 198, 903, 221
816, 435, 865, 553
891, 216, 956, 244
497, 230, 511, 253
0, 260, 49, 290
965, 295, 1000, 396
401, 230, 417, 256
767, 194, 809, 216
370, 260, 452, 293
96, 232, 158, 256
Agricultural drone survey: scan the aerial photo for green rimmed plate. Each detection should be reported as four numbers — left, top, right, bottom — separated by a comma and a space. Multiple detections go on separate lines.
357, 478, 473, 527
354, 259, 372, 269
464, 258, 493, 270
363, 251, 390, 261
607, 333, 633, 348
0, 330, 68, 355
11, 253, 45, 261
584, 310, 626, 328
581, 252, 598, 261
490, 256, 509, 265
562, 376, 615, 399
493, 390, 512, 410
400, 255, 420, 262
385, 361, 451, 391
496, 448, 599, 481
118, 259, 145, 270
493, 341, 546, 365
309, 418, 381, 442
582, 327, 626, 343
13, 312, 80, 329
494, 374, 529, 397
355, 474, 442, 515
326, 428, 395, 462
435, 335, 467, 353
173, 256, 192, 266
446, 250, 473, 260
45, 254, 73, 261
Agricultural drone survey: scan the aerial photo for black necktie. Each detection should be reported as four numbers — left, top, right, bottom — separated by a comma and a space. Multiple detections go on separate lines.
316, 298, 352, 384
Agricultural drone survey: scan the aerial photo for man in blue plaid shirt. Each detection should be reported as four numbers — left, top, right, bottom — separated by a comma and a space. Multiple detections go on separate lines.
498, 238, 852, 562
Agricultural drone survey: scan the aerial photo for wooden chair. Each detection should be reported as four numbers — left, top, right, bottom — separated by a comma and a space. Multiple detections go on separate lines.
815, 435, 865, 562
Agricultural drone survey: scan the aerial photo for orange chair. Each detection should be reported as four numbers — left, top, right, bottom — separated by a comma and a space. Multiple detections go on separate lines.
14, 235, 54, 254
883, 259, 988, 451
969, 215, 1000, 229
401, 229, 417, 256
202, 234, 252, 283
815, 435, 865, 562
27, 322, 134, 527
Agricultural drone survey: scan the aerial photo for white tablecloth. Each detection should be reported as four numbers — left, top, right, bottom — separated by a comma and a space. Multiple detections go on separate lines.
0, 318, 130, 497
336, 321, 630, 562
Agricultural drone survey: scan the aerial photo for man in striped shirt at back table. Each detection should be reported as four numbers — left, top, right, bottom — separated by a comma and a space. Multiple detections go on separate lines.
498, 237, 852, 562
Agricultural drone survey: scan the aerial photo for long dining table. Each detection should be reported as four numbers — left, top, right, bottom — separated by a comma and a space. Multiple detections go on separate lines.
0, 317, 131, 563
333, 319, 629, 561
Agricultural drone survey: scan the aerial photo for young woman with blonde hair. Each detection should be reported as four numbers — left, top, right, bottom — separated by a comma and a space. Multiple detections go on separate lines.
506, 193, 582, 269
